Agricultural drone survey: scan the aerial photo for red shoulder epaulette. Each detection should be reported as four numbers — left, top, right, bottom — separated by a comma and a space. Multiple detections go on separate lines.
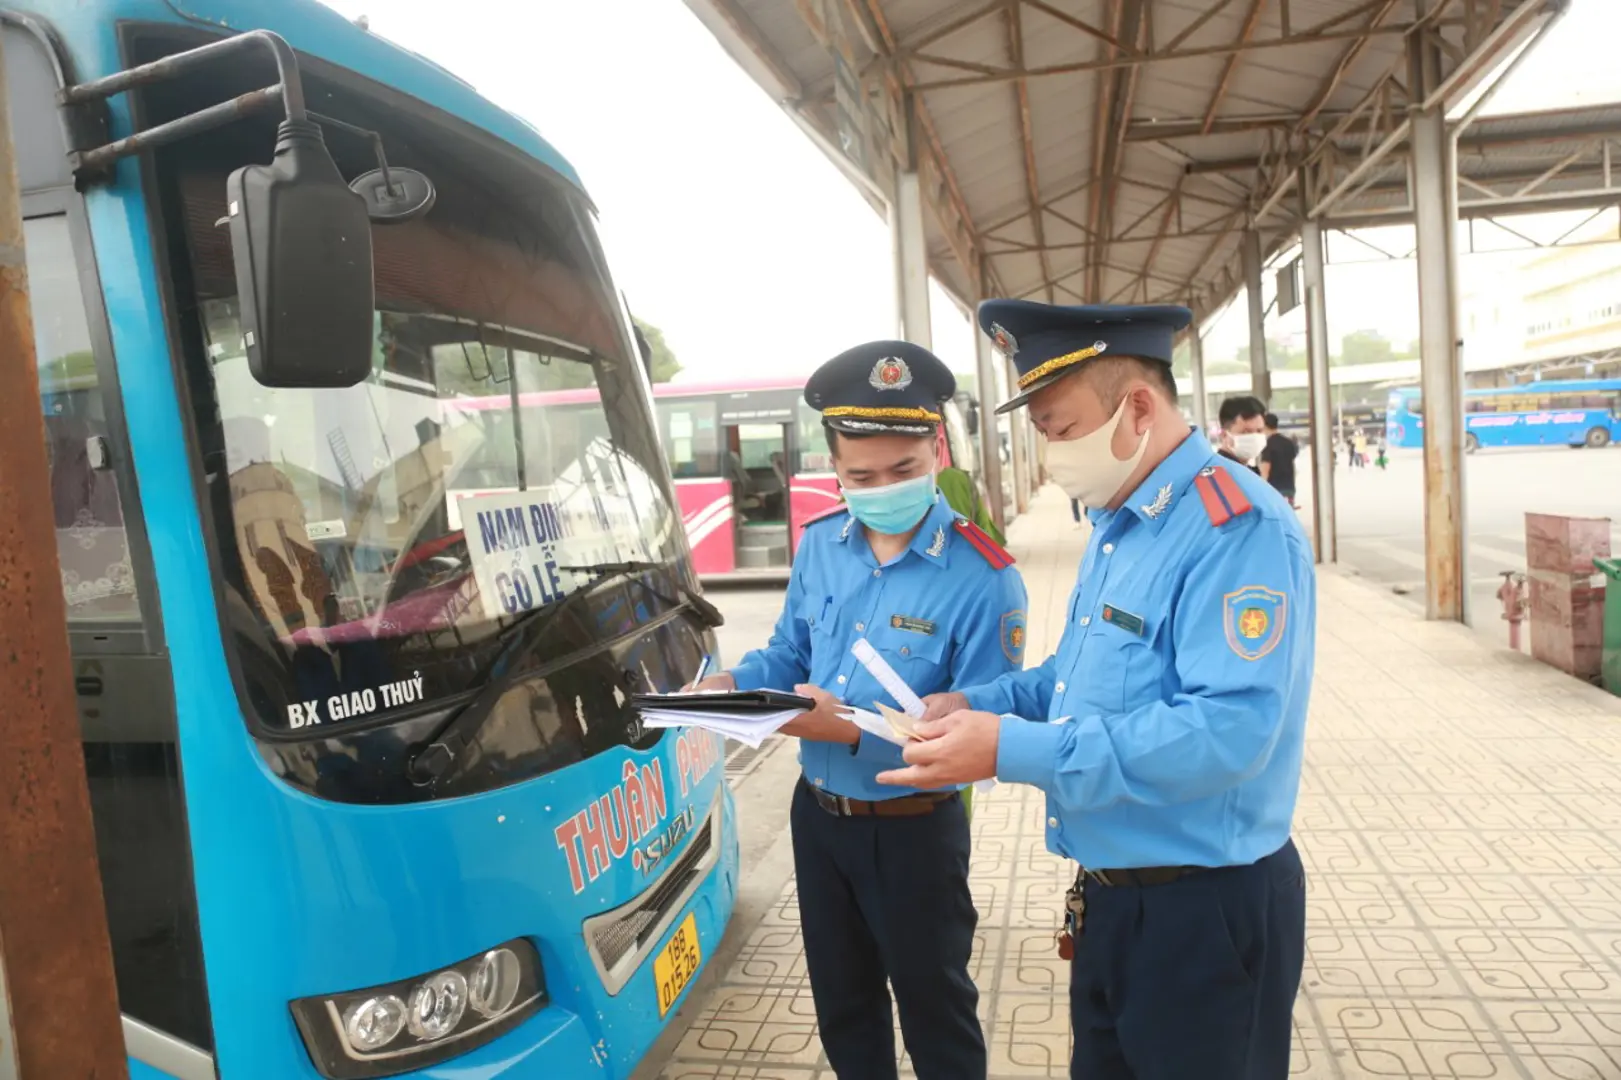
1193, 466, 1253, 527
953, 519, 1016, 569
800, 503, 850, 530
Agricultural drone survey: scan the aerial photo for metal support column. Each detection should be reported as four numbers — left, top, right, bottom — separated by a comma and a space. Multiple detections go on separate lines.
1188, 320, 1209, 434
1300, 217, 1336, 564
1242, 230, 1270, 404
975, 328, 1008, 529
891, 170, 931, 346
1411, 37, 1467, 623
1005, 357, 1030, 515
0, 38, 129, 1080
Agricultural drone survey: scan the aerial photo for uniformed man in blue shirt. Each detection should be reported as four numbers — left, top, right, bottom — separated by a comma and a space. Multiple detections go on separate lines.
879, 302, 1315, 1080
691, 340, 1027, 1080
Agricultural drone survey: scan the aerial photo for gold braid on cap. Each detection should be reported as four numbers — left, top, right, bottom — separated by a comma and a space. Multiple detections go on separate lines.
822, 405, 942, 423
1016, 343, 1107, 389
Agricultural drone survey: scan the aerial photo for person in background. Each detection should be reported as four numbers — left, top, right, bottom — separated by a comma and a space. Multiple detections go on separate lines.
1259, 412, 1299, 508
1352, 428, 1369, 468
690, 340, 1027, 1080
934, 428, 1006, 547
1217, 395, 1266, 473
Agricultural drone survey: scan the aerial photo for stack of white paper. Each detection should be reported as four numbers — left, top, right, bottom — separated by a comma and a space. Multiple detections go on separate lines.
640, 705, 802, 749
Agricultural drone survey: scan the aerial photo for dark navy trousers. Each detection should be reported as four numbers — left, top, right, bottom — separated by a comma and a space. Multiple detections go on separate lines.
1070, 840, 1307, 1080
790, 781, 985, 1080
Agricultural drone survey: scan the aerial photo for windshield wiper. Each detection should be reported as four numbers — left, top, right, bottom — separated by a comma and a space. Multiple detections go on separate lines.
407, 561, 721, 786
558, 560, 725, 630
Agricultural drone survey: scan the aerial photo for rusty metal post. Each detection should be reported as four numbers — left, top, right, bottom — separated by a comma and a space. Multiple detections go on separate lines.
0, 38, 131, 1080
1300, 218, 1336, 565
1410, 33, 1467, 623
1004, 356, 1030, 517
973, 325, 1007, 529
1187, 318, 1209, 435
1241, 230, 1270, 405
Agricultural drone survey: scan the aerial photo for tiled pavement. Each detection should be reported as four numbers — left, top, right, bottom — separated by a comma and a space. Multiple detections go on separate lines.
657, 485, 1621, 1080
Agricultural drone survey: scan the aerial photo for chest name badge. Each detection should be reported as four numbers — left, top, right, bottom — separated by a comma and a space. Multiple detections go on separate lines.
890, 615, 937, 636
1100, 605, 1146, 636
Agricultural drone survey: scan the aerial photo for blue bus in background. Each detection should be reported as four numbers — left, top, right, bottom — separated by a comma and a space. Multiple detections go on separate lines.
7, 3, 737, 1077
1386, 379, 1621, 452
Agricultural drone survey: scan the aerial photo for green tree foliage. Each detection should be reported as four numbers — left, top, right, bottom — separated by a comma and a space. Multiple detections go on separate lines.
634, 317, 683, 383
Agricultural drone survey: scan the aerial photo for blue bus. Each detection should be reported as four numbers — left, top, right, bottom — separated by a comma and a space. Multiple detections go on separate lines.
6, 3, 737, 1077
1386, 379, 1621, 452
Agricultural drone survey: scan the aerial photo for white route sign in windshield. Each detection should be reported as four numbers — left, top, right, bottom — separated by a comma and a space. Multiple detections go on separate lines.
460, 487, 622, 620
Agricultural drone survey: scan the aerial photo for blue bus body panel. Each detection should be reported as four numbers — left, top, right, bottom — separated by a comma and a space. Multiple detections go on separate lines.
26, 2, 737, 1076
1387, 382, 1621, 449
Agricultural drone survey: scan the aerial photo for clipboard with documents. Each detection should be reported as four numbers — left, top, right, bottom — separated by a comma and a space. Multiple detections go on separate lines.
631, 689, 816, 749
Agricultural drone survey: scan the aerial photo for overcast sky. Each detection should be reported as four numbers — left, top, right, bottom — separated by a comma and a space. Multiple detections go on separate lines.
316, 0, 1621, 378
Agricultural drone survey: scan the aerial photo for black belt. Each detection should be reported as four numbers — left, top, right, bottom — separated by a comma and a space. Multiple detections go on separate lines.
1082, 865, 1211, 887
801, 779, 958, 818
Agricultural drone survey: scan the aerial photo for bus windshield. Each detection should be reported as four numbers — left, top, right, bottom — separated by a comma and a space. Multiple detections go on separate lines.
153, 79, 680, 742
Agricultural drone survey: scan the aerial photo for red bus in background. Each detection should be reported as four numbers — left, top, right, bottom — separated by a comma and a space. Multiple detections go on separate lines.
651, 378, 988, 581
442, 379, 991, 583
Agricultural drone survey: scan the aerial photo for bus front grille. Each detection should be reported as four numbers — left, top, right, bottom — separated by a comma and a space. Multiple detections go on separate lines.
581, 789, 722, 994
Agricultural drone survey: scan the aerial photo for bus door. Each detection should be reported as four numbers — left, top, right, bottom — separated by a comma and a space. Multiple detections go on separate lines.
787, 397, 841, 556
722, 421, 793, 570
655, 395, 733, 574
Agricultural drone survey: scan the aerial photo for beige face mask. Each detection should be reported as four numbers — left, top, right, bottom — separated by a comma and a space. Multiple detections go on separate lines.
1043, 398, 1149, 508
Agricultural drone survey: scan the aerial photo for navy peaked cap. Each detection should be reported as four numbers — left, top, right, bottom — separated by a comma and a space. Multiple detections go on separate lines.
804, 340, 957, 436
978, 300, 1192, 413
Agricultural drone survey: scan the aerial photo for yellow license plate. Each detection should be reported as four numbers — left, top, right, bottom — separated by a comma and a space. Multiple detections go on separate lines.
652, 912, 702, 1017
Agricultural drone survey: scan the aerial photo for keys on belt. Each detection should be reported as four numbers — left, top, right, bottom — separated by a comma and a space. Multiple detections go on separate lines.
1055, 864, 1212, 959
1055, 881, 1085, 960
803, 780, 957, 818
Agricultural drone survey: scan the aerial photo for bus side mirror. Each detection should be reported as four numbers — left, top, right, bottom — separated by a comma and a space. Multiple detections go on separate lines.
227, 119, 375, 388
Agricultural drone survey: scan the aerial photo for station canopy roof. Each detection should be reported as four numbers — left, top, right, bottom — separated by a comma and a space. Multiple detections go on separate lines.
684, 0, 1612, 320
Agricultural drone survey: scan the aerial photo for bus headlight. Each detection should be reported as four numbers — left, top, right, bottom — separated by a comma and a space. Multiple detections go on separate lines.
291, 938, 545, 1079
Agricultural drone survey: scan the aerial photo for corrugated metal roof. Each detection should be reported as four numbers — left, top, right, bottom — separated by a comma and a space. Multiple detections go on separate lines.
685, 0, 1602, 318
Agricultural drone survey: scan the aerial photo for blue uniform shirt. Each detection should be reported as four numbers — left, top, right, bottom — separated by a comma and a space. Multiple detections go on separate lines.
731, 495, 1028, 801
964, 432, 1315, 868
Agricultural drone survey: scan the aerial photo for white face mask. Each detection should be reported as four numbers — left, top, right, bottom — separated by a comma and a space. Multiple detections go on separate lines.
1231, 432, 1267, 462
1044, 398, 1149, 508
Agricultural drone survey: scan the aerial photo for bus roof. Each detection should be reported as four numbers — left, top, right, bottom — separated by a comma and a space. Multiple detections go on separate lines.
445, 378, 810, 412
653, 377, 808, 397
30, 0, 585, 192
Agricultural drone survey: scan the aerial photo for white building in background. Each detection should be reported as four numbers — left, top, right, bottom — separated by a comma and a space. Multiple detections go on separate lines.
1462, 212, 1621, 384
1195, 216, 1621, 413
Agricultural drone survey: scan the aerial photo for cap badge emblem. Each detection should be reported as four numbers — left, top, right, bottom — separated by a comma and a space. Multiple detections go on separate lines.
990, 323, 1018, 357
869, 356, 913, 391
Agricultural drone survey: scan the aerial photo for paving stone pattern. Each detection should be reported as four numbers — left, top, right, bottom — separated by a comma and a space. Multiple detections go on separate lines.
656, 487, 1621, 1079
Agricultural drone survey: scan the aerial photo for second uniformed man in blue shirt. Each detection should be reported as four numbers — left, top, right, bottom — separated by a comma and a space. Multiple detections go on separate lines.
692, 341, 1027, 1080
880, 302, 1315, 1080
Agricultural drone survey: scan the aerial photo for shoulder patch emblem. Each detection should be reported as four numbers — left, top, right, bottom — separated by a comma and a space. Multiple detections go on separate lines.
1000, 609, 1027, 664
953, 519, 1015, 570
1224, 585, 1287, 661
